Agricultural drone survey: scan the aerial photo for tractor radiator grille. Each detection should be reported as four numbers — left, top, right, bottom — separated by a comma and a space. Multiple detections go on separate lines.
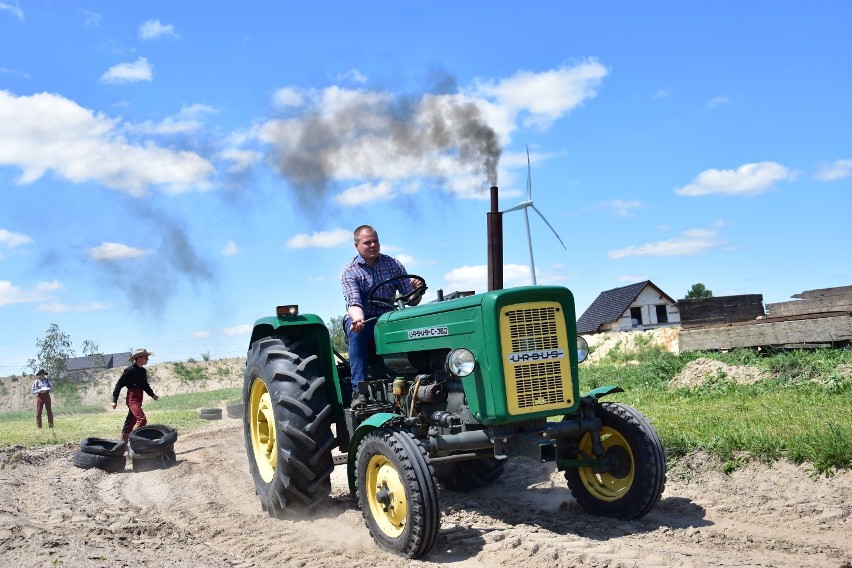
501, 302, 573, 414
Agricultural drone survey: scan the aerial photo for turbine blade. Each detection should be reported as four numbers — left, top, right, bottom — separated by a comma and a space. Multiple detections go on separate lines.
501, 200, 532, 213
530, 204, 567, 250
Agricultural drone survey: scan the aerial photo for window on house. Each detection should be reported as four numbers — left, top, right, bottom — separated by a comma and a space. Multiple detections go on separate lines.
656, 305, 668, 323
630, 307, 643, 326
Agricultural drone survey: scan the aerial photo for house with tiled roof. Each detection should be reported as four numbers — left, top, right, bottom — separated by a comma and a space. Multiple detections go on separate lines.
577, 280, 680, 334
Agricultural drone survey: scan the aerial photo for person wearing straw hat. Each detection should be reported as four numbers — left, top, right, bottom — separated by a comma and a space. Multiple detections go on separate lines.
111, 349, 160, 445
30, 369, 54, 429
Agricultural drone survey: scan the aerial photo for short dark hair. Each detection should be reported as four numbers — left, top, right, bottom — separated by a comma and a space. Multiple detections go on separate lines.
353, 225, 377, 243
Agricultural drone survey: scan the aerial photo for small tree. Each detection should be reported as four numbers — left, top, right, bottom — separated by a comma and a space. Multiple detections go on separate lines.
26, 323, 76, 378
326, 315, 348, 354
81, 339, 106, 369
685, 283, 713, 299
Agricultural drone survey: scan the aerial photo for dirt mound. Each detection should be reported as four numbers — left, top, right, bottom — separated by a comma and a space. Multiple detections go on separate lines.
585, 327, 680, 363
669, 357, 768, 389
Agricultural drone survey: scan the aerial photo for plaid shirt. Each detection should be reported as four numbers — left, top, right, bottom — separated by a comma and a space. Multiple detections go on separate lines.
341, 253, 413, 319
31, 377, 53, 394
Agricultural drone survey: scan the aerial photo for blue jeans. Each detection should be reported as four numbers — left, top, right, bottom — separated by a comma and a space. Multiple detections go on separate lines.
344, 316, 376, 395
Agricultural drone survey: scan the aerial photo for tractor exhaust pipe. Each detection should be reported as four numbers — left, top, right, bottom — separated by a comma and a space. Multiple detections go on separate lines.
487, 185, 503, 291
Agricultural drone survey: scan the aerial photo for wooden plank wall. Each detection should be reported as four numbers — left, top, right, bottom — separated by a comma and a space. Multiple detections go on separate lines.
678, 295, 765, 328
678, 286, 852, 352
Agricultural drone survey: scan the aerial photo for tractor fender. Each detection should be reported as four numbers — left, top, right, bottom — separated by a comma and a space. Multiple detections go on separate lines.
582, 385, 625, 400
346, 412, 401, 494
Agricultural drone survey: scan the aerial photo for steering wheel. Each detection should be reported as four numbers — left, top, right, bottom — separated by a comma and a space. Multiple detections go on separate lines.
368, 274, 427, 309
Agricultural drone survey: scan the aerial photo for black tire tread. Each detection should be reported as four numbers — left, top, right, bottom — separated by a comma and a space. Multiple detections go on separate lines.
79, 437, 126, 457
72, 450, 126, 473
356, 428, 439, 559
128, 424, 178, 453
564, 402, 666, 519
243, 337, 335, 517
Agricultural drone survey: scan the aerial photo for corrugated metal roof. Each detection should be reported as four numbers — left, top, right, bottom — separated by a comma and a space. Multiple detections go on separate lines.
65, 352, 132, 372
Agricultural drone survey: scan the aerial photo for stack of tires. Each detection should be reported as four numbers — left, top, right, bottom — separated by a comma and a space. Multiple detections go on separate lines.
199, 407, 222, 420
128, 424, 178, 472
72, 438, 127, 473
225, 403, 243, 419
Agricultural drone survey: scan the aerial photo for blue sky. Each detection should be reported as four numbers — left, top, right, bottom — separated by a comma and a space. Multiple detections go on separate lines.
2, 1, 850, 372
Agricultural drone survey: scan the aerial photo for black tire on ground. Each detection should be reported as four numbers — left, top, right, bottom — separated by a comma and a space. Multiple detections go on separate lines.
128, 424, 178, 453
72, 450, 126, 473
226, 403, 243, 419
356, 427, 440, 559
199, 408, 223, 420
128, 442, 175, 460
243, 337, 335, 517
434, 456, 507, 492
79, 437, 126, 457
564, 402, 667, 520
131, 451, 176, 472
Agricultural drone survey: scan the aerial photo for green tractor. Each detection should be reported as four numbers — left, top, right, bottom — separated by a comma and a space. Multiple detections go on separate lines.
241, 278, 666, 559
243, 187, 664, 558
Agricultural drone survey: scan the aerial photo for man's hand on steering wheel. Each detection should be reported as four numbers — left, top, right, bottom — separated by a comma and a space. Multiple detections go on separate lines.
368, 274, 427, 309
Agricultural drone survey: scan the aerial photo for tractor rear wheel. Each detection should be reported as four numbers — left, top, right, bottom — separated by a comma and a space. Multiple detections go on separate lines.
564, 402, 666, 519
356, 427, 439, 559
243, 337, 335, 517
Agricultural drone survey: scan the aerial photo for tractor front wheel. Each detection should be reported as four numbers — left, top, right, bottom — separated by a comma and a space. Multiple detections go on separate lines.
356, 427, 439, 559
564, 402, 666, 519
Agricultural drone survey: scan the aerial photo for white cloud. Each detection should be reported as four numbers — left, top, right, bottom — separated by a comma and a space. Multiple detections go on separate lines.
219, 148, 262, 173
272, 87, 304, 108
598, 199, 644, 218
222, 324, 251, 336
35, 301, 107, 313
442, 263, 533, 293
674, 162, 795, 197
286, 228, 350, 249
222, 240, 239, 256
0, 228, 32, 248
814, 158, 852, 181
0, 1, 24, 20
80, 10, 101, 28
190, 330, 212, 338
396, 254, 437, 268
0, 91, 214, 196
337, 69, 368, 84
335, 181, 394, 206
608, 228, 724, 259
472, 59, 608, 129
653, 89, 670, 99
259, 62, 608, 203
706, 96, 731, 109
87, 242, 151, 261
0, 279, 61, 307
100, 57, 153, 84
139, 19, 178, 40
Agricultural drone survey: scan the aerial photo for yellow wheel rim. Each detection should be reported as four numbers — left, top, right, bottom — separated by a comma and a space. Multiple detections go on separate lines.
577, 426, 635, 502
365, 454, 407, 537
249, 378, 276, 483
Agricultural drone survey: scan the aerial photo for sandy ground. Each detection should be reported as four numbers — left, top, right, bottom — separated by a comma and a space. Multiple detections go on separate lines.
2, 330, 850, 567
1, 418, 850, 568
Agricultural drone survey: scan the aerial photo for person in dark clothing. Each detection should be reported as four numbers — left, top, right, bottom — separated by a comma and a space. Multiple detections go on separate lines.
31, 369, 54, 429
112, 348, 160, 445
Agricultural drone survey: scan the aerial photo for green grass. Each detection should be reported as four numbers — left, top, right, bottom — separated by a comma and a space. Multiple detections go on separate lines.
0, 387, 241, 449
580, 345, 852, 474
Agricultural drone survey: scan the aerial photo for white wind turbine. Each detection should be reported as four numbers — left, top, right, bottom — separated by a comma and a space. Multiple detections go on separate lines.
501, 147, 567, 285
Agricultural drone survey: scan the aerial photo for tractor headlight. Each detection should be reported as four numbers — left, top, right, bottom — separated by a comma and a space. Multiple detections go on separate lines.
446, 348, 475, 377
577, 336, 589, 364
